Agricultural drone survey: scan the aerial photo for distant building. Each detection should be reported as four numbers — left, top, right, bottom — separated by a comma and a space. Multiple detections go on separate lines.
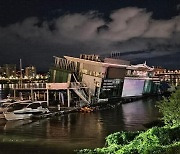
104, 58, 130, 66
25, 66, 36, 78
154, 68, 166, 75
126, 62, 154, 77
3, 64, 16, 78
0, 67, 4, 76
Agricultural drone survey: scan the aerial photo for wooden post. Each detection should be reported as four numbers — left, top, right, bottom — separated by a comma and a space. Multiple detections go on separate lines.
47, 89, 49, 107
67, 89, 70, 107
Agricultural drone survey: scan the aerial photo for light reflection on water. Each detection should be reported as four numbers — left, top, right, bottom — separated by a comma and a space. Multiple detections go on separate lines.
0, 85, 161, 154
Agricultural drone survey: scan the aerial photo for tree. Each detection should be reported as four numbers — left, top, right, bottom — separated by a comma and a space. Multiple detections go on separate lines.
157, 88, 180, 127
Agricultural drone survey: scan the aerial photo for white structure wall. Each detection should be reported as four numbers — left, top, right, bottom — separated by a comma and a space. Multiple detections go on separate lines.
82, 74, 102, 95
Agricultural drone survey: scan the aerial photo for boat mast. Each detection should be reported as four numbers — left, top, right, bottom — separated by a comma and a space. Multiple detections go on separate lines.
20, 58, 23, 87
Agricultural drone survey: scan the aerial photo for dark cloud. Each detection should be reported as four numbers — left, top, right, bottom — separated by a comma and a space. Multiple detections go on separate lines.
0, 7, 180, 71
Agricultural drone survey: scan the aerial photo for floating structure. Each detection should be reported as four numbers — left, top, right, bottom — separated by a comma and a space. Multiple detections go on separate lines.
49, 54, 165, 104
9, 54, 176, 108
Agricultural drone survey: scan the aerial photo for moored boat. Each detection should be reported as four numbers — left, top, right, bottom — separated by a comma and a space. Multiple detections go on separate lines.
0, 100, 32, 119
4, 101, 50, 121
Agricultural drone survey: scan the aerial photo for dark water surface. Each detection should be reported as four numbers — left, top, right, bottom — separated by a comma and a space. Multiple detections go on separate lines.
0, 84, 160, 154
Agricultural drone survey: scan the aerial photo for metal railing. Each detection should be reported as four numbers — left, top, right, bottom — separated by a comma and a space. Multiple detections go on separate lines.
14, 83, 47, 89
70, 82, 88, 89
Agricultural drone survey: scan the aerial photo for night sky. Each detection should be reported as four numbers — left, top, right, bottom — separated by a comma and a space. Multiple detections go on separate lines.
0, 0, 180, 71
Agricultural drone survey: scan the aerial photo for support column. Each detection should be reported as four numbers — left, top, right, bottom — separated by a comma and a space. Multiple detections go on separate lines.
31, 88, 34, 101
44, 91, 46, 100
54, 92, 57, 101
19, 92, 23, 100
47, 89, 49, 107
37, 91, 40, 100
34, 92, 37, 101
58, 92, 61, 101
13, 89, 16, 100
67, 89, 70, 107
88, 88, 91, 103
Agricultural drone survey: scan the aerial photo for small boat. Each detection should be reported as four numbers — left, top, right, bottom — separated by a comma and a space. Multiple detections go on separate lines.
4, 101, 50, 121
0, 100, 32, 119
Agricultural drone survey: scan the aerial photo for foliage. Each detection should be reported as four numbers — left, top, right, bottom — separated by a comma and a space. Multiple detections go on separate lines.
105, 131, 142, 146
77, 126, 180, 154
157, 88, 180, 127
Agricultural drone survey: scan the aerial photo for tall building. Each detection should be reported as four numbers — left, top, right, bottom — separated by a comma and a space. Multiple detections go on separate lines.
25, 66, 36, 78
3, 64, 16, 78
0, 67, 4, 76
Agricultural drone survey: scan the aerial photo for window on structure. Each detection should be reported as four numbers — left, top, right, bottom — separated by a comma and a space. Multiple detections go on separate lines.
27, 103, 41, 109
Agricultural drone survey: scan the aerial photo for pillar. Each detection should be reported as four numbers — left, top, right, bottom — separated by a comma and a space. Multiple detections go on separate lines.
67, 89, 70, 107
88, 88, 91, 103
44, 91, 46, 100
31, 88, 34, 101
47, 89, 49, 107
37, 91, 40, 100
13, 89, 16, 100
34, 92, 37, 101
54, 92, 57, 101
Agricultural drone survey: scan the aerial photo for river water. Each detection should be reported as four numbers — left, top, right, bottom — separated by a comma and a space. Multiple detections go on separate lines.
0, 84, 161, 154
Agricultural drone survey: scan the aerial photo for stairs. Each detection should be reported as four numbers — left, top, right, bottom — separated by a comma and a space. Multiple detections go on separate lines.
71, 74, 90, 104
72, 88, 90, 105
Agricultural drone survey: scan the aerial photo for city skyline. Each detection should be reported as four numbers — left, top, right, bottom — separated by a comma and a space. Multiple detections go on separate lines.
0, 0, 179, 71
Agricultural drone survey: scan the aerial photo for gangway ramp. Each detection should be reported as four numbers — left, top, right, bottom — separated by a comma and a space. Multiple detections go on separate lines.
70, 82, 90, 105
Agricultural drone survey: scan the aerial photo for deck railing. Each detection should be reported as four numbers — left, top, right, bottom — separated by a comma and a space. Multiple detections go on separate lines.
70, 82, 88, 89
14, 83, 47, 89
13, 82, 88, 90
